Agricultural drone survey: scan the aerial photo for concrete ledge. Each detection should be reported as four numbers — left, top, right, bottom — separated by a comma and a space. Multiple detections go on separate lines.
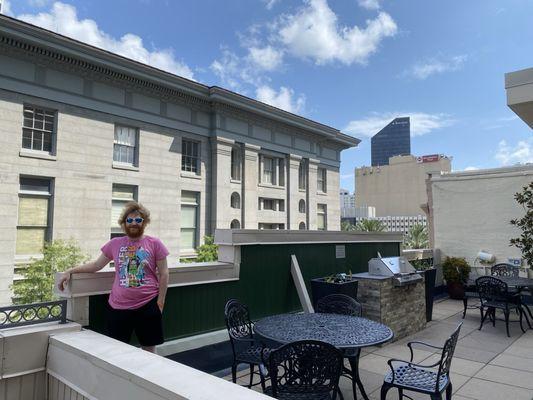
156, 328, 229, 357
47, 330, 270, 400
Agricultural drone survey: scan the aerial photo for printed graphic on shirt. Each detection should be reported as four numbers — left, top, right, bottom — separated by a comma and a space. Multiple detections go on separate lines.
118, 245, 150, 288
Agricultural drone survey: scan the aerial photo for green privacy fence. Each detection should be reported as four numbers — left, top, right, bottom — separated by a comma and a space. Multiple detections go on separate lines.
88, 241, 400, 341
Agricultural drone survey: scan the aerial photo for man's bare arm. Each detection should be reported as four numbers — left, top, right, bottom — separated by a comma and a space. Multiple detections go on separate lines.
57, 253, 111, 291
156, 258, 169, 312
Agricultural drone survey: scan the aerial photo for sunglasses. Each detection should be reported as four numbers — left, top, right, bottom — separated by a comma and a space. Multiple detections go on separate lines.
126, 217, 144, 224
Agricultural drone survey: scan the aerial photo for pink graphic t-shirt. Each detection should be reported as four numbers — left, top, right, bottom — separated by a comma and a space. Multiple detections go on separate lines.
101, 235, 169, 310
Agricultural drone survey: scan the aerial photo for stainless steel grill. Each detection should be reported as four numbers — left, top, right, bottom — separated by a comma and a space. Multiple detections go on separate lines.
368, 256, 423, 286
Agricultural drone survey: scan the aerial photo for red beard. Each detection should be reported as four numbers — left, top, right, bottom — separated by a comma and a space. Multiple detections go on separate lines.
125, 224, 144, 238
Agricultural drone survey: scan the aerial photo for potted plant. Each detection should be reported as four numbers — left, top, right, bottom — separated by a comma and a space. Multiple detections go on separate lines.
310, 271, 359, 308
411, 258, 436, 322
442, 257, 471, 300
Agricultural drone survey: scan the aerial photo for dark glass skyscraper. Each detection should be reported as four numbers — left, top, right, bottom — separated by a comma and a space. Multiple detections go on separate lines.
371, 117, 411, 166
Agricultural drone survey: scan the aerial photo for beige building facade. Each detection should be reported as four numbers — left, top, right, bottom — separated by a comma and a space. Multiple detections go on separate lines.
355, 154, 451, 217
0, 16, 358, 305
425, 165, 533, 281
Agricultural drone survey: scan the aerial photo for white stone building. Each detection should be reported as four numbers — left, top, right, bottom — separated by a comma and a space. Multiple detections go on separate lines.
0, 15, 359, 304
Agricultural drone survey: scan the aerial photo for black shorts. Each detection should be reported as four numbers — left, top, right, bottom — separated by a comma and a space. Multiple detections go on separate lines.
107, 296, 164, 347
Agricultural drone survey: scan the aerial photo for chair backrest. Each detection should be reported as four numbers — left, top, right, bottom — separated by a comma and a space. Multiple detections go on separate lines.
224, 299, 253, 342
315, 294, 363, 317
491, 263, 519, 277
267, 340, 343, 399
476, 276, 508, 304
435, 323, 462, 391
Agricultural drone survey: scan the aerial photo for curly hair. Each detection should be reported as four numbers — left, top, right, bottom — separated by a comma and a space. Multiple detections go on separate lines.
118, 201, 151, 226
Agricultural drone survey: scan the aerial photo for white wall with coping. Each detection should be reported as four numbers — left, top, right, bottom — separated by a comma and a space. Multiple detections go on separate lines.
426, 165, 533, 280
47, 330, 271, 400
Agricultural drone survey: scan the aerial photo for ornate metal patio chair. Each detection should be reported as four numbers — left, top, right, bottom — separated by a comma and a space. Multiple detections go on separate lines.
315, 294, 363, 317
476, 276, 525, 337
224, 299, 269, 389
491, 263, 519, 277
380, 323, 462, 400
262, 340, 343, 400
316, 294, 365, 398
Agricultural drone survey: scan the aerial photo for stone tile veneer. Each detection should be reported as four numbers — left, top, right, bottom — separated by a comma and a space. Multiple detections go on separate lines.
354, 273, 426, 341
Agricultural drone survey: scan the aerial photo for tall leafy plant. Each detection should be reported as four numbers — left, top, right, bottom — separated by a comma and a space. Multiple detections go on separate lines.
510, 182, 533, 268
12, 240, 88, 304
355, 219, 386, 232
404, 223, 429, 249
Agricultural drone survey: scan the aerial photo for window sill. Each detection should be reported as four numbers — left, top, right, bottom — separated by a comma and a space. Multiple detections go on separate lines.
258, 183, 285, 190
112, 162, 139, 172
230, 179, 242, 184
19, 149, 57, 161
317, 191, 328, 196
181, 171, 202, 180
298, 189, 307, 193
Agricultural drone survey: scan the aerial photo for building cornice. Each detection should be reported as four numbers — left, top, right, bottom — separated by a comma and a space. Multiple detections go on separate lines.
0, 14, 360, 150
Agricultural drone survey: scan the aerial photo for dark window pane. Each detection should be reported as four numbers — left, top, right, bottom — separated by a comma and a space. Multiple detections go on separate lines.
33, 131, 43, 151
42, 133, 52, 152
22, 129, 32, 149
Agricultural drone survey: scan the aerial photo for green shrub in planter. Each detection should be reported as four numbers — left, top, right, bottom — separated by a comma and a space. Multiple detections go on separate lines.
442, 257, 471, 299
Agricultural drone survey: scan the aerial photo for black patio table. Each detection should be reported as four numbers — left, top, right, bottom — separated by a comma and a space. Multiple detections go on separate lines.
254, 312, 394, 400
498, 276, 533, 328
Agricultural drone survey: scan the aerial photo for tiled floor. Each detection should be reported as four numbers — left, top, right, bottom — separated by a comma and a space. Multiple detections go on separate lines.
222, 298, 533, 399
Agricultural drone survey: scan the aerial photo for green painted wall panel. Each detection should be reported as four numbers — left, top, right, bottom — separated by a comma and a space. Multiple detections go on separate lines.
89, 241, 399, 341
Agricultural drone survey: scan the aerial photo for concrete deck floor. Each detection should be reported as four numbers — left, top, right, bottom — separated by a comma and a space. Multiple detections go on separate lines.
223, 298, 533, 399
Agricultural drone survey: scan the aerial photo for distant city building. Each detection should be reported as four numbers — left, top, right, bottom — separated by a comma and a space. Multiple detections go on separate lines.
355, 154, 452, 217
374, 215, 427, 234
340, 188, 355, 210
371, 117, 411, 166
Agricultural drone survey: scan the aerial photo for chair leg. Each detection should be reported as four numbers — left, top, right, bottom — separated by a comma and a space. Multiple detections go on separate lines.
518, 307, 526, 333
398, 387, 403, 399
479, 307, 488, 331
446, 382, 453, 400
504, 310, 510, 337
231, 363, 237, 383
462, 297, 468, 319
492, 308, 496, 327
380, 383, 392, 400
248, 364, 255, 388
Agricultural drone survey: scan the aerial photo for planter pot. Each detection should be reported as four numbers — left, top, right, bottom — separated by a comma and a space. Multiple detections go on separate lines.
418, 268, 437, 322
310, 277, 358, 308
446, 282, 465, 300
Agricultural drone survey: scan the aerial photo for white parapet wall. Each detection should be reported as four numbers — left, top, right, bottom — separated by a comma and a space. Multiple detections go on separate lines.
47, 330, 271, 400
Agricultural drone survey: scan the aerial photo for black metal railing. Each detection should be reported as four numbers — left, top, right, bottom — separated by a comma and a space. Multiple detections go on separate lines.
0, 300, 67, 328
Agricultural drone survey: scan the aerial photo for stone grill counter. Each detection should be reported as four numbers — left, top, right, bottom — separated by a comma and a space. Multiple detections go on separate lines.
354, 273, 426, 341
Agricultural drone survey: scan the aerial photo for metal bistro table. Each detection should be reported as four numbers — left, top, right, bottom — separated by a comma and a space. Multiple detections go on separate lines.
254, 313, 394, 400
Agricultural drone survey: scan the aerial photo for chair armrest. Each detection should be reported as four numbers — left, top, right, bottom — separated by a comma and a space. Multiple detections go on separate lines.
407, 341, 443, 362
387, 358, 441, 383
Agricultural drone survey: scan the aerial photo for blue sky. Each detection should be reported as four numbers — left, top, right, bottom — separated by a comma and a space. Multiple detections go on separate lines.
2, 0, 532, 191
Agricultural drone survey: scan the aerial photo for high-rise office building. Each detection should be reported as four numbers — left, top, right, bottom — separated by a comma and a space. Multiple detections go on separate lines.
371, 117, 411, 166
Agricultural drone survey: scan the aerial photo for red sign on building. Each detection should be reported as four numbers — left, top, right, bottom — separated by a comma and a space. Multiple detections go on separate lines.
417, 154, 440, 163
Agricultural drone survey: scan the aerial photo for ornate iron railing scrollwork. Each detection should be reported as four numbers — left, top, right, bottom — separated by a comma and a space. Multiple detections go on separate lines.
0, 300, 67, 328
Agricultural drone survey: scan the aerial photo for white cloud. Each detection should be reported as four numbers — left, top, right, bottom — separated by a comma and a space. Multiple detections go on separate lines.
263, 0, 280, 10
344, 112, 454, 138
463, 166, 479, 171
17, 2, 194, 79
28, 0, 51, 7
407, 55, 467, 80
0, 0, 12, 15
340, 174, 354, 180
277, 0, 397, 65
256, 85, 306, 114
358, 0, 380, 10
495, 138, 533, 166
247, 46, 284, 71
210, 48, 248, 92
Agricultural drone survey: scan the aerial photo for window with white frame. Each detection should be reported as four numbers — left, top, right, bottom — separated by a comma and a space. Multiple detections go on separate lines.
259, 198, 285, 211
317, 204, 327, 230
231, 146, 242, 181
259, 155, 285, 186
182, 139, 200, 173
258, 223, 285, 230
111, 184, 137, 238
22, 105, 55, 153
16, 177, 53, 255
317, 168, 327, 192
114, 125, 138, 165
298, 160, 307, 190
181, 191, 199, 251
262, 198, 275, 210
